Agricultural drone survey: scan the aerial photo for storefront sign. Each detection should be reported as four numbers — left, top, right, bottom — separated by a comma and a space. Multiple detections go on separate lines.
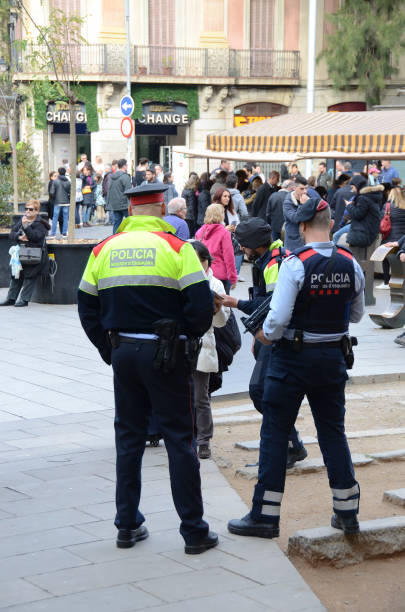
46, 102, 87, 124
137, 103, 189, 126
234, 115, 272, 127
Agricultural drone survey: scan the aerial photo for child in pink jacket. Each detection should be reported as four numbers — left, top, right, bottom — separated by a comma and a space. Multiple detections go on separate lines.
195, 203, 237, 294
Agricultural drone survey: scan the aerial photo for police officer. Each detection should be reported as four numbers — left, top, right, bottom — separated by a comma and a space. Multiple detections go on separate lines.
221, 218, 307, 468
228, 199, 365, 537
78, 183, 218, 554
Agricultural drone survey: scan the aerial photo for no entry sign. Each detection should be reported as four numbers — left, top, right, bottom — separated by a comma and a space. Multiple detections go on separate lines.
120, 117, 134, 139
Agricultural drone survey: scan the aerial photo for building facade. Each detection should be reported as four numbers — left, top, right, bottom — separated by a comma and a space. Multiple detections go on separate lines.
15, 0, 405, 179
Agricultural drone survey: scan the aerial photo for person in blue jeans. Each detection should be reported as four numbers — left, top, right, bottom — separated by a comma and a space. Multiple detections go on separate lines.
106, 159, 132, 233
80, 163, 96, 227
49, 167, 70, 237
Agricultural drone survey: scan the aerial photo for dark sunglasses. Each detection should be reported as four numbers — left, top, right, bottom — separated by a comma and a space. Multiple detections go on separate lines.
25, 207, 35, 211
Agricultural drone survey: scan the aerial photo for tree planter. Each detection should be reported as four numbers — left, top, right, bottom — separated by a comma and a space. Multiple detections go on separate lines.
0, 233, 11, 288
31, 240, 97, 305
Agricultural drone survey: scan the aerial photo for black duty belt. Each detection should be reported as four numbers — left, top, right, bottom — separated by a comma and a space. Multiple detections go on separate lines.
277, 338, 343, 349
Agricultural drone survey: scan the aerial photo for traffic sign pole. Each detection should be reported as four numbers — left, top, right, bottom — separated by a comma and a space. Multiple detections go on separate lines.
125, 0, 132, 172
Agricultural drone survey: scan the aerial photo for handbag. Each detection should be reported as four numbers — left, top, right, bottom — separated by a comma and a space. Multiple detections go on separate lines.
82, 185, 91, 195
19, 245, 42, 265
380, 202, 392, 240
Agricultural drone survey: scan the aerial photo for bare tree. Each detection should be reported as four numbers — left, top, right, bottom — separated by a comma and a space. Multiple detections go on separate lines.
17, 2, 87, 240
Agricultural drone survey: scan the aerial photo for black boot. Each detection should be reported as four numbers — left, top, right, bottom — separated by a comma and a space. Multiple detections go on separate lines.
14, 300, 28, 307
286, 446, 308, 469
227, 513, 279, 538
184, 531, 218, 555
0, 299, 15, 306
116, 525, 149, 548
331, 513, 359, 534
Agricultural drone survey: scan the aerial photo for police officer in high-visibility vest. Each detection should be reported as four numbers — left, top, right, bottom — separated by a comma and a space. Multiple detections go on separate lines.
228, 198, 365, 537
221, 218, 307, 468
78, 183, 219, 554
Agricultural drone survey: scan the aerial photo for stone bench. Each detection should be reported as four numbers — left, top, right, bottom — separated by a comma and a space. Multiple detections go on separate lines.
350, 241, 378, 306
288, 516, 405, 567
369, 244, 405, 328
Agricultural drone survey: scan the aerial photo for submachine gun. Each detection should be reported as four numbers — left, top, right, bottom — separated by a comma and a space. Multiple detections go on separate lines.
240, 294, 272, 336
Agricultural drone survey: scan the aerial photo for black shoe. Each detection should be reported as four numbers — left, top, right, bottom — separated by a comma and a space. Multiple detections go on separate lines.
245, 461, 259, 467
331, 513, 359, 534
0, 299, 15, 306
394, 332, 405, 346
148, 435, 161, 447
184, 531, 218, 555
198, 444, 211, 459
227, 513, 279, 539
286, 446, 308, 469
14, 300, 28, 307
116, 525, 149, 548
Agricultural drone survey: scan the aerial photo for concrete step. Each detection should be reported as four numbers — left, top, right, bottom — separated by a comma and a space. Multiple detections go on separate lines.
212, 404, 255, 417
213, 415, 262, 426
288, 516, 405, 567
383, 488, 405, 507
236, 427, 405, 451
235, 454, 374, 480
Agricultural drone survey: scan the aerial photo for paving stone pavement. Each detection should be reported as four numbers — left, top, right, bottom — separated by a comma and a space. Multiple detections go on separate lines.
0, 292, 325, 611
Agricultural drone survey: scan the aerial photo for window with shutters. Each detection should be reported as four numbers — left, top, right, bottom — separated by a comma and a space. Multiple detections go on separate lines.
149, 0, 175, 73
49, 0, 82, 74
250, 0, 275, 75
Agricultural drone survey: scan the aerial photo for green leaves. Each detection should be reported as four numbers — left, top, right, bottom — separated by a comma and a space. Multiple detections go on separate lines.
319, 0, 405, 106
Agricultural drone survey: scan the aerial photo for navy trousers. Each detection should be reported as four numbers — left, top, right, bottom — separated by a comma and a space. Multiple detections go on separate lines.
251, 343, 359, 525
249, 342, 303, 451
111, 340, 209, 544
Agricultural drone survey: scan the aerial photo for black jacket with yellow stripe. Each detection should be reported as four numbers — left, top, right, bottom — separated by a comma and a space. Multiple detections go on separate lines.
78, 216, 214, 363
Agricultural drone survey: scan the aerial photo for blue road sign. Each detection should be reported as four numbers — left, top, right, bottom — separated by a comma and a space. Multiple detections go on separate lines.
120, 95, 135, 117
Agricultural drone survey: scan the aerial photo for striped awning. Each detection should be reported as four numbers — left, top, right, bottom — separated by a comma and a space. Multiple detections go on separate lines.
206, 111, 405, 157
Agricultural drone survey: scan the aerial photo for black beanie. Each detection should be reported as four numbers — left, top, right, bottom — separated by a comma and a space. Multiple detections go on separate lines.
234, 218, 272, 249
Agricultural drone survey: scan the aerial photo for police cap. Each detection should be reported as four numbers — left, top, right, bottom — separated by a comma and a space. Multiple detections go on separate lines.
234, 218, 272, 249
296, 198, 329, 223
124, 183, 169, 206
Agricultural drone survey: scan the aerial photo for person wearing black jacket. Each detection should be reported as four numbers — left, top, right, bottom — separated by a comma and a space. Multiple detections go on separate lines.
181, 174, 199, 236
329, 174, 351, 234
1, 199, 49, 307
266, 179, 294, 241
196, 173, 211, 229
346, 176, 384, 247
250, 171, 280, 220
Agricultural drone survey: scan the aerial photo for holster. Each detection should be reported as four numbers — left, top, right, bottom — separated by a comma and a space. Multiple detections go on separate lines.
341, 335, 358, 369
153, 319, 180, 373
108, 330, 120, 349
183, 337, 202, 373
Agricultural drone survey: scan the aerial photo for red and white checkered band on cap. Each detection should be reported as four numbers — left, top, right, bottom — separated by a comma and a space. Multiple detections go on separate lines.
129, 193, 165, 206
317, 199, 329, 211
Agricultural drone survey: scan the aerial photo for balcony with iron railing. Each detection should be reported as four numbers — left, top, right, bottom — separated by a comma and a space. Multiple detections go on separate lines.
16, 44, 300, 83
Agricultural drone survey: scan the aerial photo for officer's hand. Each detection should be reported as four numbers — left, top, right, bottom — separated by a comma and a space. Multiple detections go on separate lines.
255, 329, 272, 345
400, 253, 405, 263
221, 294, 238, 308
385, 241, 399, 248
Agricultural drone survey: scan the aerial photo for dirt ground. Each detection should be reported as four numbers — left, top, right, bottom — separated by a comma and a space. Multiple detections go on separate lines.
211, 381, 405, 612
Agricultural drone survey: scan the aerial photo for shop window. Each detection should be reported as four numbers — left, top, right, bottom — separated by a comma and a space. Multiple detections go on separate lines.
328, 102, 367, 112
